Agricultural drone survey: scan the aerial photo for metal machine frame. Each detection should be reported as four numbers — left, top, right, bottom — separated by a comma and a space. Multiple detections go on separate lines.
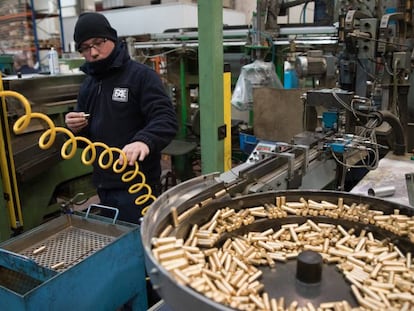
0, 74, 95, 241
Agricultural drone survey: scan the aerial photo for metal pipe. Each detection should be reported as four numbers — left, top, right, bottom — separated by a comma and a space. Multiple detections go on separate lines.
133, 37, 338, 49
149, 26, 338, 40
179, 56, 187, 139
57, 0, 65, 52
279, 26, 338, 35
368, 185, 396, 197
30, 0, 40, 68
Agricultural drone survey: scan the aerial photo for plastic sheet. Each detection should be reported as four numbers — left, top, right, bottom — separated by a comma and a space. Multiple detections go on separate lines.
231, 60, 283, 111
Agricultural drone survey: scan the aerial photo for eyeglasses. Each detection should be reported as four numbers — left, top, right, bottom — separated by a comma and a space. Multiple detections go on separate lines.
78, 38, 107, 54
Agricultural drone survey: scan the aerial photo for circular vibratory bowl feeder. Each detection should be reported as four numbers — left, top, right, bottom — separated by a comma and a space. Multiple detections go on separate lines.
141, 177, 414, 311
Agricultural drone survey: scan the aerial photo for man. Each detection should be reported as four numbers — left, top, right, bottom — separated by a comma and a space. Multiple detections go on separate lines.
13, 52, 38, 74
65, 12, 178, 224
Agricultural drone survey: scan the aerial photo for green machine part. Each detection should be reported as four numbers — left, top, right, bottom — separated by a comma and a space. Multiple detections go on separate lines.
0, 55, 14, 75
17, 150, 94, 234
0, 74, 97, 242
0, 128, 94, 242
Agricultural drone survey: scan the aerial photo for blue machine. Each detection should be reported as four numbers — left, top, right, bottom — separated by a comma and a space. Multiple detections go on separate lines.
0, 208, 147, 311
322, 111, 338, 130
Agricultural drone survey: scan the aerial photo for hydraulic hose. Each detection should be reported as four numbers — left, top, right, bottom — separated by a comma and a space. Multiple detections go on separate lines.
374, 110, 406, 155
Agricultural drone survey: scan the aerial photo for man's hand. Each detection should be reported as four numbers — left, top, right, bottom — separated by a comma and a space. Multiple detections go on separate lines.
120, 141, 150, 166
65, 111, 89, 133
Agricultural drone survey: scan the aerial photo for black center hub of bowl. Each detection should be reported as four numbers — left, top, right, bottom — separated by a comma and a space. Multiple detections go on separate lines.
296, 250, 323, 284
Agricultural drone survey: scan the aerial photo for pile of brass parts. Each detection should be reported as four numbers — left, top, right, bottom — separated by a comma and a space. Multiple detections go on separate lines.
152, 195, 414, 310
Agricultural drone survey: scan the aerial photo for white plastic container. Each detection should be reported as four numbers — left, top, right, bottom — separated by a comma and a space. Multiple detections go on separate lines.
48, 47, 60, 75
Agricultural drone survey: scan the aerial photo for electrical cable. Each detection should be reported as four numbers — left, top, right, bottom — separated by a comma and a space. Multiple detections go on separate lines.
332, 89, 376, 120
347, 32, 410, 50
382, 56, 395, 77
5, 90, 156, 216
330, 146, 378, 170
327, 115, 381, 172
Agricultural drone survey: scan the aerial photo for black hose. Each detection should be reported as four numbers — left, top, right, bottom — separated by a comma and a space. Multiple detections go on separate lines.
375, 110, 406, 155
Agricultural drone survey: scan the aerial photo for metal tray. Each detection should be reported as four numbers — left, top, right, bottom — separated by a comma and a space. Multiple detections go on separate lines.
0, 210, 148, 311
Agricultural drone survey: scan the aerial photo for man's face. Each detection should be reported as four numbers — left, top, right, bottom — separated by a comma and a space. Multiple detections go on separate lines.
78, 37, 115, 62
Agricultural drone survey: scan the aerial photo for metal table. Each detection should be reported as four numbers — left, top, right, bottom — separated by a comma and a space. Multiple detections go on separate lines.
351, 152, 414, 207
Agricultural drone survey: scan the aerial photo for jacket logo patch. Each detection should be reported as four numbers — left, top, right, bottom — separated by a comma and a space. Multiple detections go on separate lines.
112, 88, 129, 102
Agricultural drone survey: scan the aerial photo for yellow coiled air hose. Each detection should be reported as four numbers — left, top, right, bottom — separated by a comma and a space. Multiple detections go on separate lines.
7, 90, 156, 216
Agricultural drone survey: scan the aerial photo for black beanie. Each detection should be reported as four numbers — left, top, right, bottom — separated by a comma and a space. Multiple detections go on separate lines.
73, 12, 118, 50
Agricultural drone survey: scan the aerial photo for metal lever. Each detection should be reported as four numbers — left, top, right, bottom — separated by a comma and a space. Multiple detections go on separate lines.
60, 192, 88, 214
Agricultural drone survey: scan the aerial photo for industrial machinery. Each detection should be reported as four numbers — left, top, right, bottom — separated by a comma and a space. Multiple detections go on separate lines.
226, 86, 405, 195
136, 1, 414, 310
0, 81, 150, 310
291, 0, 414, 150
142, 179, 414, 310
142, 81, 413, 311
0, 1, 411, 309
237, 0, 412, 195
127, 0, 414, 166
0, 73, 95, 242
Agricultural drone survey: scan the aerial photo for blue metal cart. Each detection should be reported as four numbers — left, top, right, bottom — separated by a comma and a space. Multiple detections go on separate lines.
0, 207, 147, 311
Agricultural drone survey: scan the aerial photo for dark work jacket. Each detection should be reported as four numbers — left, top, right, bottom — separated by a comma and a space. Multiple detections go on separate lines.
76, 41, 178, 190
